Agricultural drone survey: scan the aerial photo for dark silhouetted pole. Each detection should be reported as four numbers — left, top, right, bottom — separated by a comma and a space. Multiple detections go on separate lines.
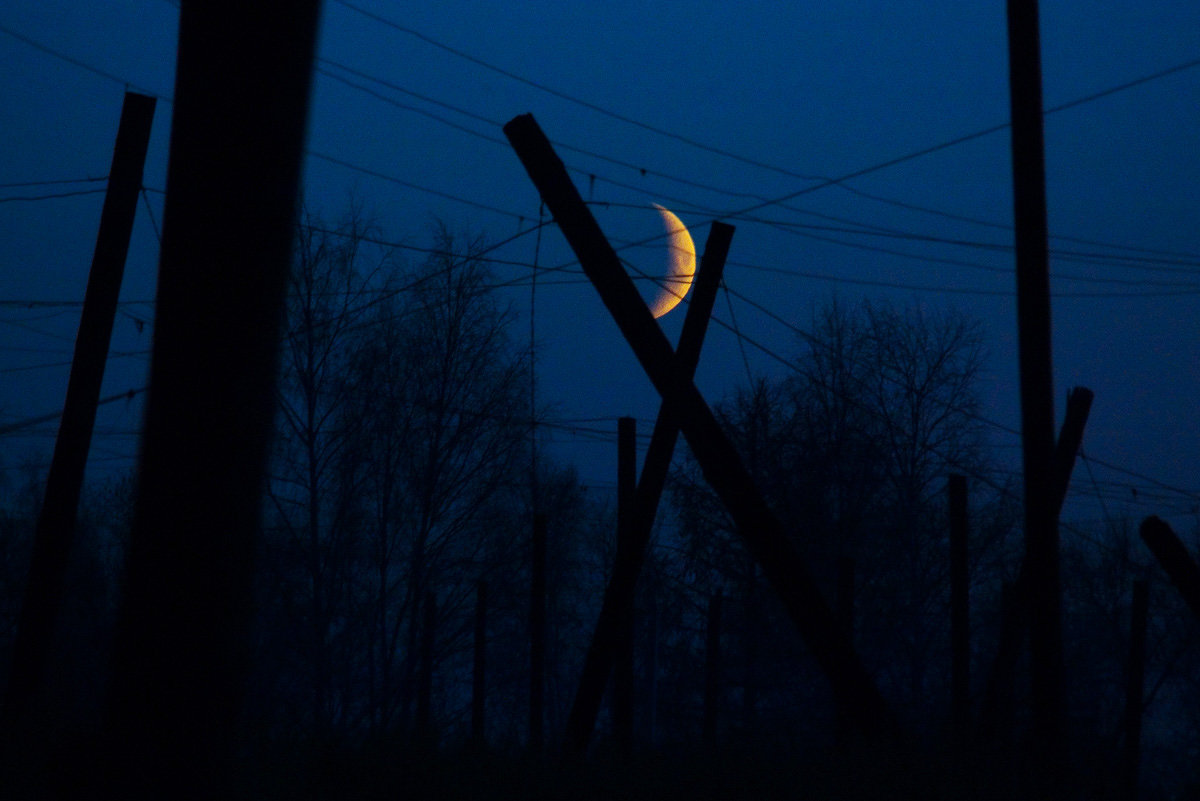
101, 2, 322, 797
703, 593, 723, 749
563, 222, 732, 756
1123, 579, 1149, 801
417, 590, 437, 740
979, 387, 1092, 738
473, 579, 487, 748
504, 112, 898, 744
1140, 516, 1200, 623
949, 474, 970, 739
1006, 0, 1062, 767
529, 513, 547, 753
613, 416, 636, 756
835, 555, 855, 745
3, 91, 155, 731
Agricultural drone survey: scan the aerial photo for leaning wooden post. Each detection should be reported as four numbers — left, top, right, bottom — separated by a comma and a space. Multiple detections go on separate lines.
472, 579, 487, 749
613, 416, 637, 756
1122, 579, 1149, 801
102, 3, 320, 796
703, 592, 723, 749
948, 474, 970, 740
1139, 516, 1200, 624
978, 387, 1092, 739
504, 112, 898, 744
3, 91, 156, 731
562, 222, 733, 756
530, 513, 548, 753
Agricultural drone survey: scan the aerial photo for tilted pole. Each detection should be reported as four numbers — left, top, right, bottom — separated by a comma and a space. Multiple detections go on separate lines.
563, 221, 733, 755
4, 91, 156, 730
505, 113, 898, 742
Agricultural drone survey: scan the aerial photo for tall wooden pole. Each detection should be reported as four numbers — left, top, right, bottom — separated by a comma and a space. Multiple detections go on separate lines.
472, 579, 487, 748
563, 222, 732, 755
3, 92, 156, 731
1122, 579, 1149, 801
101, 3, 322, 796
505, 112, 898, 744
948, 475, 970, 740
703, 593, 723, 749
979, 387, 1092, 738
416, 590, 437, 740
613, 416, 637, 755
529, 513, 547, 753
1006, 0, 1062, 765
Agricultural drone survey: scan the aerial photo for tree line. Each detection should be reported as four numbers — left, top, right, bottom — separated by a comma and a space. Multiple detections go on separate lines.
1, 207, 1198, 798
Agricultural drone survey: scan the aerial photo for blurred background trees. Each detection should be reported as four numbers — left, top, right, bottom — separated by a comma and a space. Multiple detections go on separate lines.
1, 205, 1198, 797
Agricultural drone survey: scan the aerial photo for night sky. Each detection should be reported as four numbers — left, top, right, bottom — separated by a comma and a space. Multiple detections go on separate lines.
2, 0, 1198, 535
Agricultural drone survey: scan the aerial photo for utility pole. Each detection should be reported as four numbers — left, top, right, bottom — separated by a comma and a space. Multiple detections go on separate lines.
979, 387, 1092, 738
703, 592, 723, 749
613, 416, 637, 756
1006, 0, 1062, 769
101, 3, 322, 797
472, 579, 487, 749
1122, 579, 1149, 801
529, 513, 548, 753
3, 91, 156, 731
948, 474, 970, 741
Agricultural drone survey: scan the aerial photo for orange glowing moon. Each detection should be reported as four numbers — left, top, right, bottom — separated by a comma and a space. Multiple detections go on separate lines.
648, 203, 696, 318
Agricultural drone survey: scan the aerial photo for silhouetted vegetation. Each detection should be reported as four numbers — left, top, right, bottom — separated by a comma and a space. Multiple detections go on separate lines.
3, 212, 1200, 800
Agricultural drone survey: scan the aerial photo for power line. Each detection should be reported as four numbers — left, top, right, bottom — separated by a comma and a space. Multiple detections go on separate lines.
0, 21, 168, 99
0, 188, 108, 204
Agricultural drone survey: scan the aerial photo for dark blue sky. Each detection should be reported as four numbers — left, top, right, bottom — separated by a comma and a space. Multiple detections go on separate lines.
2, 0, 1198, 533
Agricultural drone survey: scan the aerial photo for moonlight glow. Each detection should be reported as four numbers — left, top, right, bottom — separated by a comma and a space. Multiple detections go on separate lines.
648, 203, 696, 318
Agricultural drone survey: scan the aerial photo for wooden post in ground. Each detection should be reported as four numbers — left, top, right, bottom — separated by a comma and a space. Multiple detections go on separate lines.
613, 416, 637, 756
979, 388, 1092, 739
1140, 516, 1200, 623
1122, 579, 1149, 801
473, 579, 487, 749
703, 592, 723, 749
834, 555, 855, 745
530, 513, 548, 753
505, 112, 898, 744
562, 221, 732, 756
948, 474, 970, 740
417, 590, 437, 741
1006, 0, 1062, 770
101, 3, 321, 796
3, 91, 156, 731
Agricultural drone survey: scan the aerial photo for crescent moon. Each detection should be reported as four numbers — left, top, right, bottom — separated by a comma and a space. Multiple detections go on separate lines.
648, 203, 696, 318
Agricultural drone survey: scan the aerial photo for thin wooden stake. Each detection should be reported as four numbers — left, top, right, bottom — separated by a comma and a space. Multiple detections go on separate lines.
472, 579, 487, 748
417, 590, 437, 740
703, 592, 723, 749
613, 416, 636, 756
949, 474, 970, 740
530, 513, 547, 753
1122, 579, 1149, 801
